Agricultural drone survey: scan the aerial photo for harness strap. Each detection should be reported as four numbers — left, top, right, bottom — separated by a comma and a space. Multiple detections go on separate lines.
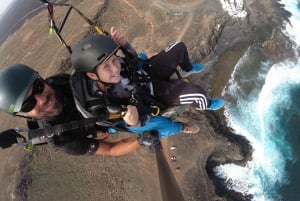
28, 113, 124, 140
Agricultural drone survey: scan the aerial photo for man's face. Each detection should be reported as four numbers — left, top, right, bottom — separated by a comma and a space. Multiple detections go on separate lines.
94, 55, 121, 84
18, 78, 63, 119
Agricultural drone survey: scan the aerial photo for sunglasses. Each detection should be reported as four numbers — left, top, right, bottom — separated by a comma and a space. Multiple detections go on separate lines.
20, 78, 45, 112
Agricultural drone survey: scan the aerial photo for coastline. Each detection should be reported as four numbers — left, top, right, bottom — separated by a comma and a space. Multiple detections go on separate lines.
191, 0, 294, 199
0, 0, 295, 200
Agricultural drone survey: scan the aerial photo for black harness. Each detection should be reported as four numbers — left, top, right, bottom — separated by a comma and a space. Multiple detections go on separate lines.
122, 56, 167, 111
25, 74, 118, 147
70, 56, 166, 120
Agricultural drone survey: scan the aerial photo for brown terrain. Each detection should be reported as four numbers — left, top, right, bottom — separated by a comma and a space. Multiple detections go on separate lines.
0, 0, 294, 201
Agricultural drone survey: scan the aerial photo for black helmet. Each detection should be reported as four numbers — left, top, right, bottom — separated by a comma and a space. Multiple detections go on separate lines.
71, 35, 120, 73
0, 64, 39, 115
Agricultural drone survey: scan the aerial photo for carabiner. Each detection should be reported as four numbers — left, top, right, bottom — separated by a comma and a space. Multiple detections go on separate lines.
151, 106, 160, 116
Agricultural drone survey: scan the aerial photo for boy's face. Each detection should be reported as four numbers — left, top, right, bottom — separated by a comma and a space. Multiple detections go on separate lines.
92, 55, 121, 84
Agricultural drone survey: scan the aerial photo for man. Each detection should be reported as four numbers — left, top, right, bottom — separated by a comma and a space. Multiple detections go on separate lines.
69, 27, 222, 138
0, 64, 157, 156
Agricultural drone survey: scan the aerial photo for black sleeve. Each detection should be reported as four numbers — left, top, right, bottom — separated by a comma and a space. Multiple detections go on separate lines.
120, 42, 138, 59
27, 119, 40, 130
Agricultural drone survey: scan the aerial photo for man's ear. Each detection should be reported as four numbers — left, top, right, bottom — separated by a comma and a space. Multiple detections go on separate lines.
86, 72, 98, 80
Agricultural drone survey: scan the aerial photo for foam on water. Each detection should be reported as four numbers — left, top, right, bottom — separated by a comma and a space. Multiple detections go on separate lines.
215, 46, 300, 200
219, 0, 248, 18
214, 1, 300, 200
281, 0, 300, 46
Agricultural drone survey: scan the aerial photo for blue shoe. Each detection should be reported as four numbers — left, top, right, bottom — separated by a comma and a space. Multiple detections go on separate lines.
207, 98, 224, 110
138, 52, 148, 60
181, 63, 205, 77
107, 127, 117, 134
137, 52, 148, 69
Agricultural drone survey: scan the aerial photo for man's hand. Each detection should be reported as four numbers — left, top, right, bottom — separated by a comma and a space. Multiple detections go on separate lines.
137, 131, 160, 147
123, 105, 140, 127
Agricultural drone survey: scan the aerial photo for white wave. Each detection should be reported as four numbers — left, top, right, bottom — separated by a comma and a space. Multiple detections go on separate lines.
216, 0, 300, 200
219, 0, 248, 18
216, 50, 300, 200
280, 0, 300, 46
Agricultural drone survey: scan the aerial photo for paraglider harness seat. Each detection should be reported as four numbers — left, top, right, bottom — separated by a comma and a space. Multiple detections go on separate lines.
120, 48, 167, 116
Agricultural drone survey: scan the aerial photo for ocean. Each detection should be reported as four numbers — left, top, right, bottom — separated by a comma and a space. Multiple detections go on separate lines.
214, 0, 300, 200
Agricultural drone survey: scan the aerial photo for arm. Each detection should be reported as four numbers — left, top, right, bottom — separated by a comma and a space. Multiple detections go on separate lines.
95, 137, 140, 156
110, 26, 138, 58
110, 27, 147, 126
94, 131, 160, 156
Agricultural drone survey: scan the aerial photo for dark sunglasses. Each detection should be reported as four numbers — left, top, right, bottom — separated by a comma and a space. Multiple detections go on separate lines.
20, 78, 45, 112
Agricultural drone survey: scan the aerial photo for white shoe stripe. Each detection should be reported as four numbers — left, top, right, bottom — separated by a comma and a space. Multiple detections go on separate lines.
164, 41, 180, 52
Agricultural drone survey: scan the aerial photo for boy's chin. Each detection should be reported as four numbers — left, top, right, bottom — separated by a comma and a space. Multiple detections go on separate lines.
111, 78, 121, 83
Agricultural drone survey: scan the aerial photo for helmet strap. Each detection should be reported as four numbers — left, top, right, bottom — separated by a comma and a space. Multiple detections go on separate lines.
94, 73, 112, 91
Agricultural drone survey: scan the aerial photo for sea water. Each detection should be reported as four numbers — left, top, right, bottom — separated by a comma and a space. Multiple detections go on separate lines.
214, 0, 300, 200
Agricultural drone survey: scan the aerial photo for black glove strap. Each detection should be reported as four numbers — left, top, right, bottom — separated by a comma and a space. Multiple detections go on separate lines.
137, 131, 160, 147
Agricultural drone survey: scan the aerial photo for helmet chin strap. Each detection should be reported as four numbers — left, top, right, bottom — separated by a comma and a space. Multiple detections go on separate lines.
95, 73, 112, 91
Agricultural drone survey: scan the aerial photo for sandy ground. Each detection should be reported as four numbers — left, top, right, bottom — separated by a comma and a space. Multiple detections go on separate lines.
0, 0, 292, 200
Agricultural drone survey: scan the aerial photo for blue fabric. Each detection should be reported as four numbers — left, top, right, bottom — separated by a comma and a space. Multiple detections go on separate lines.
122, 116, 183, 138
208, 98, 224, 110
191, 63, 204, 72
138, 52, 148, 60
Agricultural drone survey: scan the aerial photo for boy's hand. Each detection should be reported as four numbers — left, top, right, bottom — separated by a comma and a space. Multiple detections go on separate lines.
110, 26, 126, 46
123, 105, 140, 127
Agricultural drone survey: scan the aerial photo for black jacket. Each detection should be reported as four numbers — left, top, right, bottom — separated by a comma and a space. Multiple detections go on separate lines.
27, 74, 101, 155
70, 65, 154, 126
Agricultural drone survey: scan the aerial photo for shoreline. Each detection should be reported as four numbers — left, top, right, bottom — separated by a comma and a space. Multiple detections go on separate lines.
198, 0, 294, 199
205, 110, 254, 201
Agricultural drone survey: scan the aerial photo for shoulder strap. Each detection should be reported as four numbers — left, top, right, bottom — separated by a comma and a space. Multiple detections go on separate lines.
70, 71, 108, 118
28, 116, 100, 139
